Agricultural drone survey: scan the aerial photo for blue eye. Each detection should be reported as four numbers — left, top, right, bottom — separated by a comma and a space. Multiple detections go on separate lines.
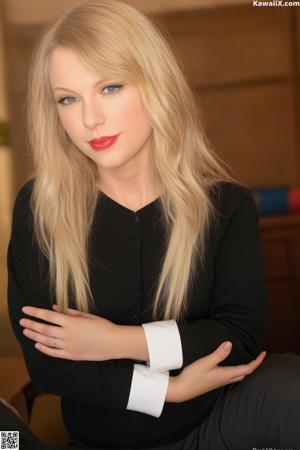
57, 96, 77, 106
102, 84, 123, 95
57, 84, 123, 106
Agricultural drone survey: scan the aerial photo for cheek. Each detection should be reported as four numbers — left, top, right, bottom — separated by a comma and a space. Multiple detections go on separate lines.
58, 110, 78, 136
116, 92, 151, 135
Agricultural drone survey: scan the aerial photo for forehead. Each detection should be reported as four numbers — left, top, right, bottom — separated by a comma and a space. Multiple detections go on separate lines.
48, 47, 103, 88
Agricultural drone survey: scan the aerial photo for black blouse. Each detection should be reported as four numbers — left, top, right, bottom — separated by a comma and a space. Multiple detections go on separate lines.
7, 178, 269, 449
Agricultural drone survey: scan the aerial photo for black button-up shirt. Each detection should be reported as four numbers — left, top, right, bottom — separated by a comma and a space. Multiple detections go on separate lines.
7, 178, 269, 449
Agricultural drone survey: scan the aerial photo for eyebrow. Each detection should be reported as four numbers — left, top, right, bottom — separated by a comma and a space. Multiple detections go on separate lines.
53, 78, 108, 93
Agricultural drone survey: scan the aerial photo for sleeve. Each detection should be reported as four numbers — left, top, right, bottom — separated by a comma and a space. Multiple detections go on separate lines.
175, 190, 270, 370
126, 365, 169, 417
126, 321, 180, 416
141, 320, 183, 371
6, 181, 135, 413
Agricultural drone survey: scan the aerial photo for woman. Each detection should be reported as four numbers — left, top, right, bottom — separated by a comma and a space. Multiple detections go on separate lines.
7, 1, 300, 449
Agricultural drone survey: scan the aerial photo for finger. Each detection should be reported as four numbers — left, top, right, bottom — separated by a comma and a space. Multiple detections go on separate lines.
224, 351, 267, 379
237, 351, 267, 375
245, 351, 267, 373
52, 304, 92, 318
21, 306, 66, 327
34, 342, 70, 359
52, 304, 79, 314
19, 318, 63, 338
208, 341, 233, 366
23, 328, 64, 349
230, 375, 245, 383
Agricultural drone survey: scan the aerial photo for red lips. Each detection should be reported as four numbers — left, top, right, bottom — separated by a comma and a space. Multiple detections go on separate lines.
89, 134, 119, 151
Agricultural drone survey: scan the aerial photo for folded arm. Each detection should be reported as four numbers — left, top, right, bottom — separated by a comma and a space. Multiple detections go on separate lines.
118, 191, 270, 374
113, 190, 269, 417
7, 183, 168, 418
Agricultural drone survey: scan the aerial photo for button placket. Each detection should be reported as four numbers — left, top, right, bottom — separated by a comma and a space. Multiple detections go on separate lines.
132, 214, 142, 319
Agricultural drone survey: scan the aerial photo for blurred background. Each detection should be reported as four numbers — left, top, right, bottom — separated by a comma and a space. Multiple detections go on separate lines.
0, 0, 300, 446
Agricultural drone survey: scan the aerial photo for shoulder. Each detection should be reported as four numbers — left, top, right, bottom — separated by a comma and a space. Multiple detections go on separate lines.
209, 181, 258, 226
8, 178, 50, 295
14, 177, 35, 205
11, 177, 36, 237
209, 181, 254, 218
208, 181, 259, 250
13, 177, 35, 216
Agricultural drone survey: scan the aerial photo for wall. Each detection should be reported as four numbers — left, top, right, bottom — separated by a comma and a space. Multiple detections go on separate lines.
4, 0, 250, 23
157, 4, 300, 187
0, 2, 12, 251
0, 1, 18, 356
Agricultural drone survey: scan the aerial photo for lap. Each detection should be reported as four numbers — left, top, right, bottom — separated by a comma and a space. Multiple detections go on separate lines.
75, 352, 300, 450
195, 352, 300, 450
10, 353, 298, 450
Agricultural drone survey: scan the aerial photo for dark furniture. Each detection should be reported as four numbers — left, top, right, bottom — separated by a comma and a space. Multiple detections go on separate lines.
260, 213, 300, 355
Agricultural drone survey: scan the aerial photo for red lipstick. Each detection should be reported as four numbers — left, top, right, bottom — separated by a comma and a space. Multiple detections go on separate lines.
89, 134, 119, 151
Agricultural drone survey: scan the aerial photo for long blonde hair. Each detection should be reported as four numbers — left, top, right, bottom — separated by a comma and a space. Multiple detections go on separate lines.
25, 0, 245, 321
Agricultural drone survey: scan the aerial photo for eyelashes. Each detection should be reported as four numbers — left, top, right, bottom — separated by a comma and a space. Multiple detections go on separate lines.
102, 84, 123, 95
57, 84, 124, 106
57, 97, 78, 106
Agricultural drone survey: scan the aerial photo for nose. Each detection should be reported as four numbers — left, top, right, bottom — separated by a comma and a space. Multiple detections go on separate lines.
82, 97, 105, 129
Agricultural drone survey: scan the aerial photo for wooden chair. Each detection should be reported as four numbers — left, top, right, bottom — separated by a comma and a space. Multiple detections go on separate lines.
0, 356, 69, 447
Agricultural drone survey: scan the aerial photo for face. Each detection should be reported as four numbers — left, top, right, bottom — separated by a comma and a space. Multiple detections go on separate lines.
48, 47, 153, 179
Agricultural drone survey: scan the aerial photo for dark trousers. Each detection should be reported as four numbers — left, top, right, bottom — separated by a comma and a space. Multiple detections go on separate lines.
2, 353, 300, 450
149, 352, 300, 450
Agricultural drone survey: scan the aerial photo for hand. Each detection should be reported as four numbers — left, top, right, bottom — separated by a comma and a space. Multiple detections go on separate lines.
19, 304, 118, 361
167, 341, 267, 403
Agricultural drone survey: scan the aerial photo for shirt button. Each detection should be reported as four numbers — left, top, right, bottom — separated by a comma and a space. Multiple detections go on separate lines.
135, 256, 140, 262
134, 216, 140, 222
133, 314, 137, 319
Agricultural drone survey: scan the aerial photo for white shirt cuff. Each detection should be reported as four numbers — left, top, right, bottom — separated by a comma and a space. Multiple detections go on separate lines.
142, 320, 183, 372
126, 364, 169, 418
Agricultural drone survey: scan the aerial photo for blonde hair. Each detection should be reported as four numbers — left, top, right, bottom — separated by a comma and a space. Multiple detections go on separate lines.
25, 0, 245, 321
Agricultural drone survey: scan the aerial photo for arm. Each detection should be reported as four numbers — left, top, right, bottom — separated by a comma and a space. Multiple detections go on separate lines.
116, 186, 270, 371
6, 181, 166, 417
103, 185, 270, 417
176, 189, 269, 368
166, 342, 267, 403
117, 320, 183, 371
8, 180, 182, 418
122, 186, 269, 414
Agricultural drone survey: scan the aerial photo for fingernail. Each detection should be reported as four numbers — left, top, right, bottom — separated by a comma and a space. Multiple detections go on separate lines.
223, 342, 232, 351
